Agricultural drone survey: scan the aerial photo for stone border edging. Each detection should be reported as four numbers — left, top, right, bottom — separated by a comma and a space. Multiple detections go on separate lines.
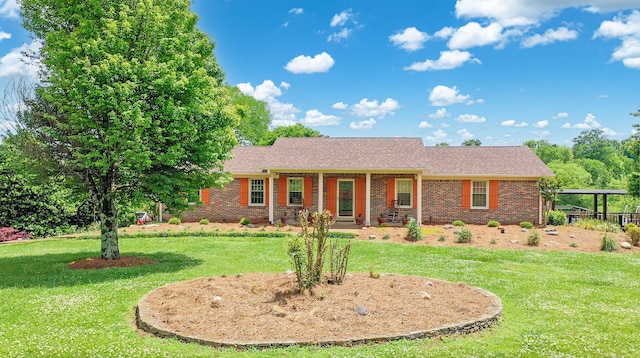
136, 282, 502, 349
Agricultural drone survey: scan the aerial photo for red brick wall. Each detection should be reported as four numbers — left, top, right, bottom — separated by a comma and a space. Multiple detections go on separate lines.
179, 176, 541, 225
422, 179, 540, 225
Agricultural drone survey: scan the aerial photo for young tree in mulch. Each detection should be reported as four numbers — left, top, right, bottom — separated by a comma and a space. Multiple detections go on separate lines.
19, 0, 238, 259
288, 210, 351, 290
537, 176, 562, 226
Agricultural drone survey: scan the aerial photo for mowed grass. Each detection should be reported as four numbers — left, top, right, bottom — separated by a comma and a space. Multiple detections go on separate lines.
0, 234, 639, 357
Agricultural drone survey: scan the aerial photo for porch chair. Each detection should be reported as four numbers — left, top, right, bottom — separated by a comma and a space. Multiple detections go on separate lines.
387, 200, 400, 223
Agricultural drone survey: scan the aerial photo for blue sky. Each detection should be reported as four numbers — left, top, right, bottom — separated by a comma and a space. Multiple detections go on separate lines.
1, 1, 639, 145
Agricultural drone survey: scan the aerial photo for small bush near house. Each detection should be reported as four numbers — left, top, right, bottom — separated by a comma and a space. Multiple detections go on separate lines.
0, 227, 34, 242
438, 235, 446, 242
600, 234, 617, 252
527, 231, 541, 246
487, 220, 500, 227
167, 217, 181, 225
452, 220, 465, 227
546, 210, 567, 226
490, 238, 497, 245
198, 219, 209, 225
382, 234, 390, 240
405, 219, 423, 242
624, 222, 638, 231
625, 226, 640, 246
520, 221, 534, 229
455, 228, 473, 243
239, 217, 251, 226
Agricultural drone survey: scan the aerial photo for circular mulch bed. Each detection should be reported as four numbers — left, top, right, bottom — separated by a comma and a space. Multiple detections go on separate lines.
136, 272, 502, 348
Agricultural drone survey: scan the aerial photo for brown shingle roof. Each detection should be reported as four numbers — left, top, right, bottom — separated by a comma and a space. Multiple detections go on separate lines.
422, 146, 555, 177
224, 138, 554, 178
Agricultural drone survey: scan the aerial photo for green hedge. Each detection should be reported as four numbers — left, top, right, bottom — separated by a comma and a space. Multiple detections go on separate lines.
76, 230, 356, 240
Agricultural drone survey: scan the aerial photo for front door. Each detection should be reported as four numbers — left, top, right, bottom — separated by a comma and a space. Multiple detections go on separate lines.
337, 180, 354, 218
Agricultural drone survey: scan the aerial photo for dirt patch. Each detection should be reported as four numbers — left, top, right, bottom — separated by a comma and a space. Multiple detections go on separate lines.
68, 256, 156, 270
120, 222, 636, 254
136, 272, 502, 347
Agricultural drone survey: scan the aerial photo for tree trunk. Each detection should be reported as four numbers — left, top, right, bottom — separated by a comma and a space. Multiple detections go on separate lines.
96, 171, 120, 260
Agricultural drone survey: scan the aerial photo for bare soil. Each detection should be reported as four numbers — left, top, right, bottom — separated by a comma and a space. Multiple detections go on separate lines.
68, 222, 635, 346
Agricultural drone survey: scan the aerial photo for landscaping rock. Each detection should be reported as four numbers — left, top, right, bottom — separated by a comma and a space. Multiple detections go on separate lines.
354, 306, 369, 316
570, 234, 577, 239
620, 241, 632, 249
425, 281, 434, 287
272, 305, 288, 317
368, 235, 376, 240
546, 231, 560, 236
521, 228, 528, 232
444, 225, 454, 229
420, 291, 432, 300
510, 240, 519, 244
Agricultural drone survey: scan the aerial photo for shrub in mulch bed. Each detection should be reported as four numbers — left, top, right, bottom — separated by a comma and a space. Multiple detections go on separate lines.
0, 227, 34, 242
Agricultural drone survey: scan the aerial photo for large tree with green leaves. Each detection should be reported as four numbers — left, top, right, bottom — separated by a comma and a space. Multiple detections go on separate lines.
19, 0, 237, 259
227, 86, 270, 145
258, 123, 322, 146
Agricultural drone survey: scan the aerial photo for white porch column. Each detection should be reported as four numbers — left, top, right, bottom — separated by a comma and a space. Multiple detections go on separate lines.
416, 173, 423, 225
318, 172, 324, 213
269, 175, 274, 224
365, 173, 371, 226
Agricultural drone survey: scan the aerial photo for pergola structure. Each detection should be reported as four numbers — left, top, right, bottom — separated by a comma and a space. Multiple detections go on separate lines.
557, 189, 628, 219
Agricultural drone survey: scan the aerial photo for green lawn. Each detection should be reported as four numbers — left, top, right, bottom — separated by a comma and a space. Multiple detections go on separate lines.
1, 235, 639, 357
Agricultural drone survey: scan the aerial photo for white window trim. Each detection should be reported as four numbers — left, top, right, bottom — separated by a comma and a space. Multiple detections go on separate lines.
395, 179, 413, 208
471, 180, 489, 209
287, 177, 304, 206
249, 179, 266, 206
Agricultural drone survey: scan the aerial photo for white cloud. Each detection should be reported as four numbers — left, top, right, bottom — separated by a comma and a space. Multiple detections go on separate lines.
534, 120, 549, 128
425, 129, 448, 143
448, 22, 505, 49
327, 28, 352, 42
0, 0, 19, 18
466, 98, 485, 105
330, 8, 353, 27
456, 114, 486, 123
289, 8, 303, 15
300, 109, 340, 126
351, 98, 400, 118
501, 119, 528, 127
237, 80, 300, 126
553, 112, 569, 118
457, 128, 475, 139
521, 27, 579, 47
418, 121, 434, 129
0, 30, 10, 41
455, 0, 639, 27
389, 27, 429, 52
285, 52, 335, 74
350, 118, 376, 130
594, 10, 640, 69
562, 113, 602, 129
332, 101, 348, 110
435, 26, 455, 39
429, 108, 451, 119
404, 50, 479, 71
0, 41, 41, 79
429, 85, 470, 106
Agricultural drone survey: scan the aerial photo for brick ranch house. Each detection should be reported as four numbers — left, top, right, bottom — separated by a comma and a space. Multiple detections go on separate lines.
180, 137, 555, 226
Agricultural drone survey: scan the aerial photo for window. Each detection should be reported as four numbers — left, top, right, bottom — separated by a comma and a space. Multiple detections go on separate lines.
396, 179, 412, 207
288, 178, 303, 205
472, 181, 488, 208
250, 179, 264, 205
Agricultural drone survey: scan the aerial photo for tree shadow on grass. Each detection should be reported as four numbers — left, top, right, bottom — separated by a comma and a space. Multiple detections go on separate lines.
0, 251, 202, 289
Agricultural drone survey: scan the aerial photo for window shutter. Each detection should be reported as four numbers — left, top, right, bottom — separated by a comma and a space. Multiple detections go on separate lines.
462, 180, 471, 209
489, 180, 499, 210
201, 188, 210, 206
413, 179, 418, 208
355, 178, 366, 217
386, 178, 395, 207
326, 178, 337, 215
239, 179, 248, 206
278, 177, 287, 206
264, 178, 270, 206
304, 177, 312, 207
